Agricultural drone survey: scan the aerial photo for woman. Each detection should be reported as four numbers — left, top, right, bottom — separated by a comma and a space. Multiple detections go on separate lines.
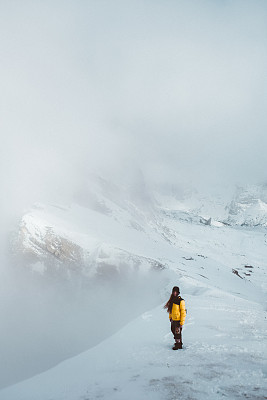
164, 286, 186, 350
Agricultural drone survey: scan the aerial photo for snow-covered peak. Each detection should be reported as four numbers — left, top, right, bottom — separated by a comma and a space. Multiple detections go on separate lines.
154, 182, 267, 227
227, 184, 267, 226
4, 175, 267, 396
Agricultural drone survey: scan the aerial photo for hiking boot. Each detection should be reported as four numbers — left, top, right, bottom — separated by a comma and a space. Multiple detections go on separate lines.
172, 343, 182, 350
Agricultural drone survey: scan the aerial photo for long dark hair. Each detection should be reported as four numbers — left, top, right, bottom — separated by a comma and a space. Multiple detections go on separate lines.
164, 286, 180, 313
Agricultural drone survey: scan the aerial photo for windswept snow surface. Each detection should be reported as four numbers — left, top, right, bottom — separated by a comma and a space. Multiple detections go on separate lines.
2, 186, 267, 399
0, 273, 266, 400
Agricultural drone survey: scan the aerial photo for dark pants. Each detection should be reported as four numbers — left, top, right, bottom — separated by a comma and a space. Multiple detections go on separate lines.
171, 320, 182, 344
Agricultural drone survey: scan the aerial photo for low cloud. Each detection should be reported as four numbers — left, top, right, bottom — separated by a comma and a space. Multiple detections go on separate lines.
1, 0, 266, 215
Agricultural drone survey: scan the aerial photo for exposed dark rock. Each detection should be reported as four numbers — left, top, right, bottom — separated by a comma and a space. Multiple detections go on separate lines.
232, 269, 243, 279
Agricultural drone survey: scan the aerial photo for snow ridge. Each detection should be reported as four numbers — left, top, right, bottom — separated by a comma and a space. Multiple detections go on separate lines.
2, 178, 267, 399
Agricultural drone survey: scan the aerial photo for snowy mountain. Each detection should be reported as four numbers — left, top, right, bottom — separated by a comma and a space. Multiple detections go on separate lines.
226, 184, 267, 227
1, 283, 266, 400
10, 174, 171, 278
2, 177, 267, 399
11, 179, 267, 279
155, 182, 267, 228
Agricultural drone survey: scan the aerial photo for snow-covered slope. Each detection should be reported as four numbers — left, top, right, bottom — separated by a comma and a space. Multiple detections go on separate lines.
227, 184, 267, 227
11, 175, 171, 277
1, 268, 266, 400
3, 178, 267, 399
12, 180, 267, 279
155, 182, 267, 228
14, 202, 166, 277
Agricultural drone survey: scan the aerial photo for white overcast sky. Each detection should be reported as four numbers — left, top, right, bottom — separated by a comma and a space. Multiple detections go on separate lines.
1, 0, 267, 213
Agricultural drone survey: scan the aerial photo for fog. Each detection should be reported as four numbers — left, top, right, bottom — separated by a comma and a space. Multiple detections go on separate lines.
0, 253, 168, 388
0, 0, 266, 389
1, 0, 267, 214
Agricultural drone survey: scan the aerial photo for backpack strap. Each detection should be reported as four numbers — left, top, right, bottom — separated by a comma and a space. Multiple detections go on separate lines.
172, 296, 182, 306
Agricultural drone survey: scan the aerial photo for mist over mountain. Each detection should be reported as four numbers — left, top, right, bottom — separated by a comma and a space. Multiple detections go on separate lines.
1, 0, 267, 221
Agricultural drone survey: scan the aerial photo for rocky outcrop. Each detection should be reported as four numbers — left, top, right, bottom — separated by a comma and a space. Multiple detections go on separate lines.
13, 215, 85, 274
12, 211, 166, 278
225, 184, 267, 227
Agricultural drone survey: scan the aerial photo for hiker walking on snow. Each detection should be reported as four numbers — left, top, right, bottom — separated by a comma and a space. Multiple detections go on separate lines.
164, 286, 186, 350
